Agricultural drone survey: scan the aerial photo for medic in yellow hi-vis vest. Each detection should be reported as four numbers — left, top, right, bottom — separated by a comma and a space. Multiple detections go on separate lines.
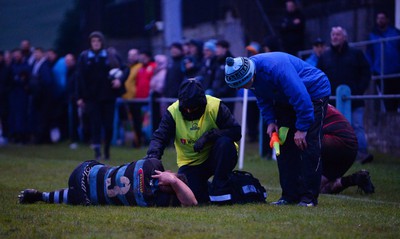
146, 79, 241, 203
169, 95, 238, 167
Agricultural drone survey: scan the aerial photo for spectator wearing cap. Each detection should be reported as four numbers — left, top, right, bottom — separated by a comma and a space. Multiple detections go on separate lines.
305, 38, 326, 67
146, 79, 241, 204
181, 39, 203, 79
246, 41, 261, 56
182, 41, 190, 56
209, 40, 236, 112
199, 39, 217, 92
164, 43, 185, 100
224, 52, 331, 207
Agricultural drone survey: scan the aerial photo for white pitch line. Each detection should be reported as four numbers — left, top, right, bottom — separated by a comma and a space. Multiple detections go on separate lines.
323, 194, 400, 206
266, 186, 400, 206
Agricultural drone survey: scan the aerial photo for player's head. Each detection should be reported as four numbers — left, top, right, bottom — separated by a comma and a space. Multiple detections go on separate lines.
225, 57, 255, 89
178, 78, 207, 121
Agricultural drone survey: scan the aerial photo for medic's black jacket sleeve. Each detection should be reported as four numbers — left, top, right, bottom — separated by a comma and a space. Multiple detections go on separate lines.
211, 102, 241, 142
146, 111, 176, 160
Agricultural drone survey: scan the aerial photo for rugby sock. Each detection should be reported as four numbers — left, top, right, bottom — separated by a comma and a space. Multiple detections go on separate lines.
42, 189, 69, 204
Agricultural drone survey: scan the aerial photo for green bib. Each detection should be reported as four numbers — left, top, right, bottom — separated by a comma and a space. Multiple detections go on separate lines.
168, 95, 220, 167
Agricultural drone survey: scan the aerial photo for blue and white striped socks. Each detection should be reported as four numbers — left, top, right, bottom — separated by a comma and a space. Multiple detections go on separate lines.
42, 189, 69, 204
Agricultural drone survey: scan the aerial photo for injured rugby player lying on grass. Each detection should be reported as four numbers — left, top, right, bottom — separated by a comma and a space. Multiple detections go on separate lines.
18, 158, 198, 207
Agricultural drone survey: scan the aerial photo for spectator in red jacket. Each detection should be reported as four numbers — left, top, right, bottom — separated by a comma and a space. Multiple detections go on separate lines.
133, 50, 156, 146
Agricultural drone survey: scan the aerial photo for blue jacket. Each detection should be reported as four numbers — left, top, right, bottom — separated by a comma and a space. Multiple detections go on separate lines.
250, 52, 331, 131
305, 53, 318, 67
366, 26, 400, 75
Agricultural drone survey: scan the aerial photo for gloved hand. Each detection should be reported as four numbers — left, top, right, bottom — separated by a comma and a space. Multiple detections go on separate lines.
144, 154, 161, 160
193, 129, 216, 153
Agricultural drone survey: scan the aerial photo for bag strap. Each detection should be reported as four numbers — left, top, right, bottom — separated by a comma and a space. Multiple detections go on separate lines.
231, 170, 253, 177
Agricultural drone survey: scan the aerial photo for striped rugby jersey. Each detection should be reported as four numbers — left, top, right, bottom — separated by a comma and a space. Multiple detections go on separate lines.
86, 158, 179, 207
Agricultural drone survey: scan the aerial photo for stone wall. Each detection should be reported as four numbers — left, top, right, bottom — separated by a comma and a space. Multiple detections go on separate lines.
366, 111, 400, 156
364, 83, 400, 156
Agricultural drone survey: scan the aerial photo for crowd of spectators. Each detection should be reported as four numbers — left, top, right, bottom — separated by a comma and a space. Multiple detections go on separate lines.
0, 2, 399, 163
0, 36, 241, 150
0, 41, 72, 145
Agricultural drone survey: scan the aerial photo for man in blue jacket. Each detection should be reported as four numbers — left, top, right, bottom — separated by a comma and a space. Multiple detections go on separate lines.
225, 53, 331, 207
366, 11, 400, 112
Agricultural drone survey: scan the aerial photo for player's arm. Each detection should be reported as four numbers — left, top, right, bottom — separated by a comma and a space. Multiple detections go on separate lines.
152, 170, 198, 207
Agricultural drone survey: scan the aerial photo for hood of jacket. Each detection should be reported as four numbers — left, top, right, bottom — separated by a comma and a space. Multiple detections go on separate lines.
178, 79, 207, 121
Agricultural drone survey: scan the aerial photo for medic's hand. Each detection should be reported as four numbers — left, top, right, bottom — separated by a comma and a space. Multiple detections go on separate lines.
193, 136, 207, 153
193, 130, 215, 153
144, 154, 161, 160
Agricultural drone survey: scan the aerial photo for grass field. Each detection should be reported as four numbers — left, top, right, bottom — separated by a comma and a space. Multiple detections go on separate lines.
0, 143, 399, 238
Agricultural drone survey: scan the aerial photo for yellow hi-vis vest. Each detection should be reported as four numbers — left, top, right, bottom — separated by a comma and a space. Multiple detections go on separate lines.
168, 95, 220, 168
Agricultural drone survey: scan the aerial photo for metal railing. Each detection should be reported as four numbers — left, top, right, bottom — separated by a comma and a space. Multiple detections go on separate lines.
298, 35, 400, 113
110, 94, 258, 146
109, 36, 400, 154
107, 86, 400, 165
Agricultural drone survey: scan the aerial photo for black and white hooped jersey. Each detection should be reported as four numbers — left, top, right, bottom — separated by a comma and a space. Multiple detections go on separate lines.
86, 158, 179, 207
